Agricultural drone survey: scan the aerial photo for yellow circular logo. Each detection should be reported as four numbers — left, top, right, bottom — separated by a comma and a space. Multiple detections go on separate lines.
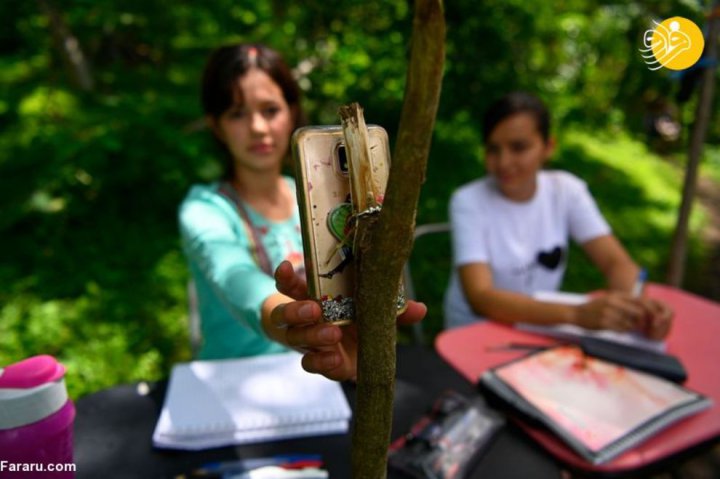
641, 16, 704, 71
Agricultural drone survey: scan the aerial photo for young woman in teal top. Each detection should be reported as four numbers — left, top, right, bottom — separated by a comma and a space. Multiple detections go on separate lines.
180, 179, 303, 359
179, 43, 425, 381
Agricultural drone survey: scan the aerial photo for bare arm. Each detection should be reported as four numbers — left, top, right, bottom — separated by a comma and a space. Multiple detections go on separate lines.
580, 234, 673, 339
459, 262, 653, 334
580, 234, 639, 292
459, 263, 578, 325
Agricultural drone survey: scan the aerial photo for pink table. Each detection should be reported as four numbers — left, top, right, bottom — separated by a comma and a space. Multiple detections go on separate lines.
436, 283, 720, 474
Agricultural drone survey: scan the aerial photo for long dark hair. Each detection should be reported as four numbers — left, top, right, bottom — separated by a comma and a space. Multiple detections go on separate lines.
483, 92, 551, 143
201, 43, 306, 178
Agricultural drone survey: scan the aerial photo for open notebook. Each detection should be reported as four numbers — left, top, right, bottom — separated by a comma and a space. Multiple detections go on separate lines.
517, 291, 666, 353
152, 351, 351, 450
479, 346, 711, 465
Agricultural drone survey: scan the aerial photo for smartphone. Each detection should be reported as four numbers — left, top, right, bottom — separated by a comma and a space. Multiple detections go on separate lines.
292, 125, 405, 324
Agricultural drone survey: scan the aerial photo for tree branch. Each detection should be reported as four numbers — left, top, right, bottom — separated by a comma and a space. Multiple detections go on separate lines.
38, 0, 95, 92
341, 1, 445, 477
667, 3, 720, 286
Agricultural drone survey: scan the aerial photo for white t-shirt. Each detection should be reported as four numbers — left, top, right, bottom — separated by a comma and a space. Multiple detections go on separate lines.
444, 170, 611, 329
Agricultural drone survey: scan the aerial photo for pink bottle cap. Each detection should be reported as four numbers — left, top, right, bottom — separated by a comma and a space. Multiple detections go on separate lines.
0, 355, 68, 430
0, 355, 66, 389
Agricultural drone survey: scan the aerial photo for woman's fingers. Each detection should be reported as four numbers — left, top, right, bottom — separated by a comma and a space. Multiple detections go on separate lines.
582, 294, 645, 332
284, 323, 342, 350
301, 350, 350, 379
274, 260, 309, 300
603, 309, 637, 332
589, 294, 674, 339
643, 299, 674, 339
607, 295, 645, 322
397, 300, 427, 326
269, 300, 321, 330
269, 294, 425, 382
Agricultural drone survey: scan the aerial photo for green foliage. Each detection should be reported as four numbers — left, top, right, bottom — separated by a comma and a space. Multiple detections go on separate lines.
703, 145, 720, 184
1, 0, 718, 397
554, 129, 707, 290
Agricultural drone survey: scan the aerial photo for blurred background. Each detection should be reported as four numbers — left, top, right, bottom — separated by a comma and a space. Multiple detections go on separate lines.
1, 0, 718, 399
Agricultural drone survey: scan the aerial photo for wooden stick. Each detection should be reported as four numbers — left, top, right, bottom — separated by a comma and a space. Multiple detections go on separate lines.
341, 1, 446, 477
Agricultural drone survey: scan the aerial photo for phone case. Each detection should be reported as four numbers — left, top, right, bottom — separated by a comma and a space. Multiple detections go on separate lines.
292, 125, 404, 324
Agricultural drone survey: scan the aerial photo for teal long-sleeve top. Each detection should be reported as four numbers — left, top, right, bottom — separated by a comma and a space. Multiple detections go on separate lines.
178, 178, 305, 359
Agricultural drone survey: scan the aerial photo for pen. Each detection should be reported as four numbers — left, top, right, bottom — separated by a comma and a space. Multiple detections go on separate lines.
632, 268, 647, 297
633, 268, 651, 334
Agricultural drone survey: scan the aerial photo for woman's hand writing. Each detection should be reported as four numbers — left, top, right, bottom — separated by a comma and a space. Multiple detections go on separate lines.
574, 292, 673, 340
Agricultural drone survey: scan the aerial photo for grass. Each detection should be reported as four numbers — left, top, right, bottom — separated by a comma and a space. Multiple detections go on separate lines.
703, 145, 720, 185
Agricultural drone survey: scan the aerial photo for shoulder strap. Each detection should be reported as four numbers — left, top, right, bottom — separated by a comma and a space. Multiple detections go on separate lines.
218, 182, 273, 276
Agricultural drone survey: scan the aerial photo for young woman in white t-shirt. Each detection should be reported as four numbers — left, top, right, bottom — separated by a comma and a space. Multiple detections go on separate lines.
444, 92, 672, 339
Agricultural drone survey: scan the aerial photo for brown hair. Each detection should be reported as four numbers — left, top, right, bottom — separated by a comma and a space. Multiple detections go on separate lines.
201, 43, 306, 178
483, 91, 550, 143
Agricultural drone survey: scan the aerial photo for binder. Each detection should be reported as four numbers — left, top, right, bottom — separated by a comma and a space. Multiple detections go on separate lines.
152, 352, 351, 450
479, 346, 711, 465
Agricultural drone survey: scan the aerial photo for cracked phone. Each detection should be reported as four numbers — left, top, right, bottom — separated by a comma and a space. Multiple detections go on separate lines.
292, 125, 406, 324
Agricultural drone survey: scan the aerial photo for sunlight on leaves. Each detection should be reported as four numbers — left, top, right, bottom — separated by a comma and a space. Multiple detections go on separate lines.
18, 87, 78, 119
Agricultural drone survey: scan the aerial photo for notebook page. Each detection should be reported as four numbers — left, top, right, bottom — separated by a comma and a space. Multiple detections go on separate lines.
153, 351, 351, 448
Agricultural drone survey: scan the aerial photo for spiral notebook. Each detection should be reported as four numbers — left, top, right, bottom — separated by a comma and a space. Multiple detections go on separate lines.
479, 346, 711, 465
152, 352, 352, 450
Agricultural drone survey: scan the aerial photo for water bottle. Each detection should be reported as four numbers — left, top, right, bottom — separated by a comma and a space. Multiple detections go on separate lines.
0, 355, 75, 478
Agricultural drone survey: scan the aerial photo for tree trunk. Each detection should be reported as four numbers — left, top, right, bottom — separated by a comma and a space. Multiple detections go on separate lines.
39, 0, 94, 92
342, 1, 445, 477
667, 4, 720, 286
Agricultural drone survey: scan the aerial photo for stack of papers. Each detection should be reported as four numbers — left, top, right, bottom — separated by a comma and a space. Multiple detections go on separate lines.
152, 352, 351, 450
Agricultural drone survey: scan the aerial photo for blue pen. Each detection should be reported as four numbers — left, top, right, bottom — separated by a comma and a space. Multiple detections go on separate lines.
633, 268, 647, 297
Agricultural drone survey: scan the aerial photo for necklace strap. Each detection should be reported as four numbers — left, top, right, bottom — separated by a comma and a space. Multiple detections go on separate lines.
218, 182, 273, 276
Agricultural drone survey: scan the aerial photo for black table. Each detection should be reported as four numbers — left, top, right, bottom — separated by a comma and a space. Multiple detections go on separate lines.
74, 345, 561, 478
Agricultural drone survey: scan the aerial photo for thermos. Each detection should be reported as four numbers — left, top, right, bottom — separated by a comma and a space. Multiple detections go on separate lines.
0, 355, 75, 478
